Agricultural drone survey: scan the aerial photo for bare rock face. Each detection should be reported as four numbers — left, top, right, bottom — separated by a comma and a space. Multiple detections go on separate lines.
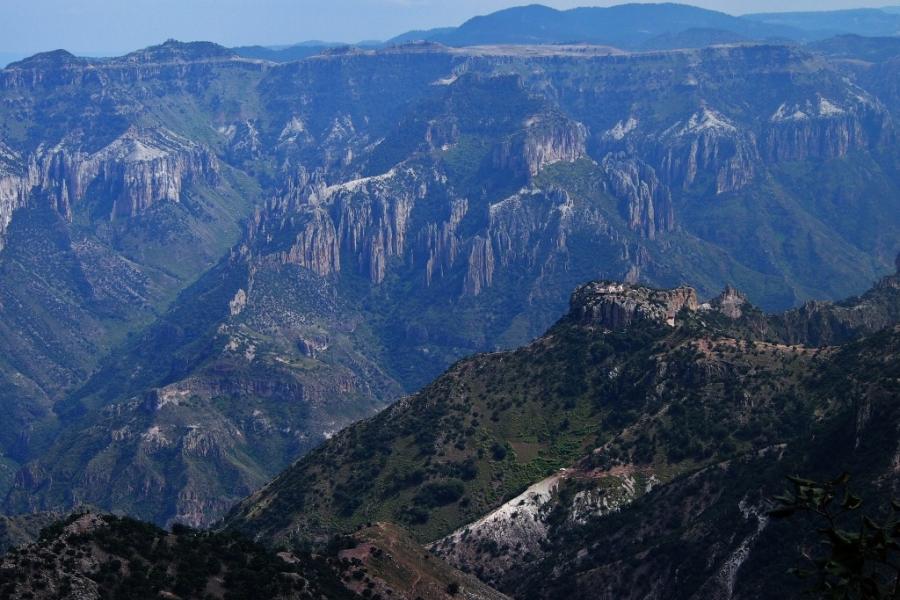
599, 154, 674, 239
0, 142, 29, 251
36, 128, 219, 220
464, 236, 496, 297
0, 128, 218, 248
464, 187, 585, 297
655, 108, 760, 194
599, 106, 759, 195
493, 114, 588, 178
709, 285, 749, 319
764, 95, 890, 162
279, 207, 341, 277
421, 197, 467, 286
603, 91, 890, 198
254, 168, 423, 284
571, 281, 699, 329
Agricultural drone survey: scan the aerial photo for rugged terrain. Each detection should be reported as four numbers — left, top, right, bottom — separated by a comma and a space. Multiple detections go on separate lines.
1, 36, 898, 527
225, 261, 900, 598
0, 513, 504, 600
0, 513, 356, 599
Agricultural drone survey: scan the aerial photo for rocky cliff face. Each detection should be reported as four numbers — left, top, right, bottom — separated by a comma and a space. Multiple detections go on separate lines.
571, 281, 700, 329
463, 187, 582, 296
0, 143, 28, 251
764, 95, 889, 161
0, 128, 218, 248
493, 114, 588, 178
252, 167, 425, 284
656, 107, 761, 194
775, 261, 900, 346
599, 155, 674, 239
601, 96, 890, 196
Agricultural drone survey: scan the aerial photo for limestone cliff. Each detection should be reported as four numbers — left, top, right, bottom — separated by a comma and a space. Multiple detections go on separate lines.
764, 94, 890, 161
599, 92, 891, 196
493, 114, 588, 178
599, 154, 674, 239
253, 168, 424, 284
0, 143, 28, 251
0, 128, 218, 248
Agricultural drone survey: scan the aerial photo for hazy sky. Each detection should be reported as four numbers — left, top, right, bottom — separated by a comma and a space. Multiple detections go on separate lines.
0, 0, 893, 57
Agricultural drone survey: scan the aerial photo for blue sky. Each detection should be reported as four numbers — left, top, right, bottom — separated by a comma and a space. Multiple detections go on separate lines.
0, 0, 893, 58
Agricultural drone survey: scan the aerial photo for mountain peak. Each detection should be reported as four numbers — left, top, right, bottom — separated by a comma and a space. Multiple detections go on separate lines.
570, 281, 699, 329
5, 49, 85, 69
119, 40, 237, 63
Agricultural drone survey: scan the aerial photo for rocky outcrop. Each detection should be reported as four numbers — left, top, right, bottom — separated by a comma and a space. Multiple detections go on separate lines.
255, 168, 423, 284
333, 172, 417, 284
279, 208, 341, 277
709, 285, 749, 319
432, 468, 656, 590
463, 187, 587, 297
600, 91, 890, 197
0, 128, 218, 248
764, 95, 890, 161
36, 127, 218, 220
657, 108, 760, 194
493, 114, 587, 178
421, 198, 467, 286
599, 154, 674, 239
464, 236, 496, 296
0, 143, 29, 251
776, 258, 900, 346
571, 282, 699, 329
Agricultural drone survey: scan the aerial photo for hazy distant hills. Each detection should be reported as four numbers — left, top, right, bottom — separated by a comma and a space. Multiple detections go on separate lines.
6, 3, 900, 68
9, 2, 895, 67
810, 33, 900, 61
226, 2, 900, 63
745, 8, 900, 37
384, 3, 803, 48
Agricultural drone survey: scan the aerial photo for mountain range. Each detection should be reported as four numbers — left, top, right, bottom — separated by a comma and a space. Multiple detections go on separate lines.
2, 260, 899, 597
6, 3, 898, 68
0, 30, 898, 530
228, 3, 900, 62
0, 3, 898, 598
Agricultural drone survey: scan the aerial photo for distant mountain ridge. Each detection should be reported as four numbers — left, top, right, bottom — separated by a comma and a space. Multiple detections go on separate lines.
385, 3, 804, 49
6, 3, 900, 67
222, 3, 900, 63
744, 8, 900, 37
